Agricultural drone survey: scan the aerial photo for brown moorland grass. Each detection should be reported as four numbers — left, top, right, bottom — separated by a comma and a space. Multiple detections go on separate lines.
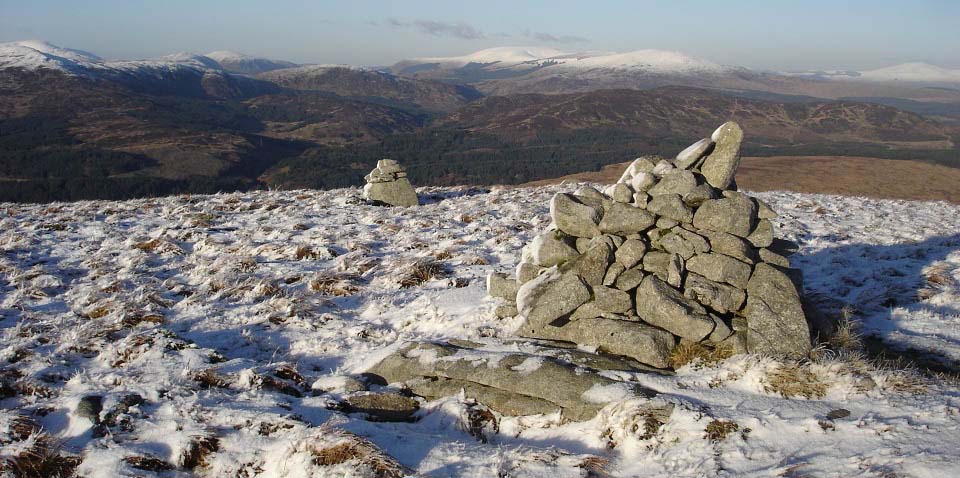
520, 156, 960, 203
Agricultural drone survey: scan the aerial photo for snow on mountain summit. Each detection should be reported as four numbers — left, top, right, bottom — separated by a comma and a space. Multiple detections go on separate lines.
205, 50, 296, 74
414, 46, 569, 66
405, 46, 731, 75
549, 49, 728, 73
859, 62, 960, 83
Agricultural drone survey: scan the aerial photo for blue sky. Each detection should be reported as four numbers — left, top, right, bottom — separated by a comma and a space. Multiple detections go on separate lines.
1, 0, 957, 70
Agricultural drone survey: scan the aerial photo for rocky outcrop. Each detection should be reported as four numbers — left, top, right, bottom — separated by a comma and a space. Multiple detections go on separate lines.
362, 159, 419, 206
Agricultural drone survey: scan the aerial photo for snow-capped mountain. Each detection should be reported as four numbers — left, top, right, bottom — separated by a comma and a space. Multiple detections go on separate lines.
546, 49, 729, 74
205, 50, 296, 75
153, 51, 224, 70
859, 62, 960, 84
390, 46, 752, 94
412, 46, 568, 67
396, 46, 731, 75
782, 62, 960, 85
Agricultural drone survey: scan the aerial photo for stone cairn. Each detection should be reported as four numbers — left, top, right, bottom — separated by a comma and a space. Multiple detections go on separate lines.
362, 159, 419, 206
363, 122, 813, 422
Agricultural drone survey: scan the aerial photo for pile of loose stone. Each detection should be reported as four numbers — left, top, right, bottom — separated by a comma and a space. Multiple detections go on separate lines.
365, 122, 813, 422
362, 159, 419, 207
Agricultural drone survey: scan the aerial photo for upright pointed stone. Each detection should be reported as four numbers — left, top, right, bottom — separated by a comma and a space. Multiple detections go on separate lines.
700, 122, 743, 190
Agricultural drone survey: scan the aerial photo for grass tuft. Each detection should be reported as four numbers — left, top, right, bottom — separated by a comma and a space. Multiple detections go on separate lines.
398, 259, 444, 288
669, 341, 735, 369
704, 419, 739, 443
309, 427, 409, 478
763, 361, 828, 399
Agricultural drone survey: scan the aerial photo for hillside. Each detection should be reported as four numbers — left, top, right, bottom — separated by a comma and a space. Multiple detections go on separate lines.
444, 87, 953, 145
258, 66, 483, 113
2, 185, 959, 476
522, 156, 960, 203
2, 41, 960, 203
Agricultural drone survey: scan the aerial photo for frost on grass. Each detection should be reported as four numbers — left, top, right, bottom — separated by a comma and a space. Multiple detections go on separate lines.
1, 187, 960, 476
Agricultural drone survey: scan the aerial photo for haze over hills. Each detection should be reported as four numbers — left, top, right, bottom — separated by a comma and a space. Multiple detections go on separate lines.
1, 40, 959, 202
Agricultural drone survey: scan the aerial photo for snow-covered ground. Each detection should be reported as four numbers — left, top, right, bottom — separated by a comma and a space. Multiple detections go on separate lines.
2, 185, 960, 477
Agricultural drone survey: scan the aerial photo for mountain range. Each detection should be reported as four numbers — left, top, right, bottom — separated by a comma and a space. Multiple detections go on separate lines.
1, 40, 959, 202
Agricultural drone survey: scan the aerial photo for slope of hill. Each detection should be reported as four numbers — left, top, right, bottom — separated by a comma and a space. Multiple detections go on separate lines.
258, 65, 483, 113
443, 87, 953, 145
2, 185, 959, 476
205, 50, 297, 75
523, 156, 960, 203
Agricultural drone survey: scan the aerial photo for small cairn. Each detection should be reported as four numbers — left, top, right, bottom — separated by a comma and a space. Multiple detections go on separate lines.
362, 159, 419, 207
488, 121, 811, 369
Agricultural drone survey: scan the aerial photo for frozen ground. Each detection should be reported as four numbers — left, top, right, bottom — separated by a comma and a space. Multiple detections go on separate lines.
1, 185, 959, 477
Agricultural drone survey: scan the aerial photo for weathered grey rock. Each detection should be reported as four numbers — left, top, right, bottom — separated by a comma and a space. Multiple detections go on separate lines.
570, 301, 603, 321
614, 267, 645, 291
707, 315, 734, 343
516, 262, 543, 284
633, 192, 650, 208
719, 330, 748, 354
666, 253, 685, 288
494, 303, 519, 318
640, 252, 684, 287
406, 377, 559, 417
525, 231, 579, 267
700, 122, 743, 190
363, 177, 419, 207
594, 286, 633, 314
682, 183, 720, 207
647, 194, 694, 223
630, 172, 657, 193
619, 157, 657, 182
648, 169, 698, 197
656, 217, 679, 229
754, 198, 778, 219
652, 159, 676, 176
674, 138, 714, 170
744, 263, 812, 358
611, 183, 634, 203
759, 248, 790, 267
769, 238, 800, 257
344, 392, 420, 422
615, 239, 648, 269
561, 237, 615, 285
551, 193, 602, 238
697, 229, 759, 264
686, 253, 752, 289
375, 159, 404, 174
575, 185, 606, 201
659, 228, 710, 260
487, 272, 520, 302
641, 252, 670, 280
367, 342, 659, 420
692, 196, 758, 238
517, 267, 592, 330
635, 276, 715, 341
529, 318, 676, 369
598, 202, 656, 235
683, 273, 746, 314
76, 395, 103, 423
575, 237, 591, 254
603, 262, 626, 286
747, 218, 774, 248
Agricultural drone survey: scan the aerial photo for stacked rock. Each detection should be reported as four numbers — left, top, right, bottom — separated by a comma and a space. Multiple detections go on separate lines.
362, 159, 419, 207
488, 122, 811, 369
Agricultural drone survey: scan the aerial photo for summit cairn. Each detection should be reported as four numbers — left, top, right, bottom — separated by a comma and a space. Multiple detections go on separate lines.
364, 122, 812, 423
492, 121, 812, 367
362, 159, 419, 207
